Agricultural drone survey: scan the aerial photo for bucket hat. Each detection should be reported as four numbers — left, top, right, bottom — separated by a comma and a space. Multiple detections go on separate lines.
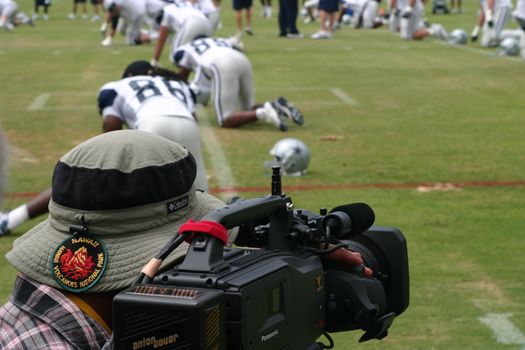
6, 130, 226, 292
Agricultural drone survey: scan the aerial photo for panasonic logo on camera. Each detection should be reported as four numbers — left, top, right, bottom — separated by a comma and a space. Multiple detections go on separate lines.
261, 329, 279, 342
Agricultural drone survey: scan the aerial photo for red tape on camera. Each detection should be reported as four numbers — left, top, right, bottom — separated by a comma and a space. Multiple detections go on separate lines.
179, 219, 228, 245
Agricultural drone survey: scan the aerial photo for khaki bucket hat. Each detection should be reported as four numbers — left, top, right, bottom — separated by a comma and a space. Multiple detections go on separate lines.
6, 130, 226, 292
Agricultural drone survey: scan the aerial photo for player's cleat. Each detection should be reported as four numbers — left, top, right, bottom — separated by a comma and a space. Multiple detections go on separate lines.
274, 97, 304, 125
101, 36, 112, 46
228, 32, 244, 50
91, 15, 100, 22
245, 27, 253, 35
0, 212, 10, 236
286, 32, 303, 39
264, 101, 288, 131
311, 30, 332, 39
68, 13, 76, 20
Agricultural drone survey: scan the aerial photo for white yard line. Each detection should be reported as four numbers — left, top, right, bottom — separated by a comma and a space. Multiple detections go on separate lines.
329, 88, 358, 106
27, 93, 51, 111
479, 313, 525, 345
196, 105, 238, 199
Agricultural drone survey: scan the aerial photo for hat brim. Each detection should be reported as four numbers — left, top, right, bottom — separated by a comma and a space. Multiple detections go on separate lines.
6, 191, 229, 293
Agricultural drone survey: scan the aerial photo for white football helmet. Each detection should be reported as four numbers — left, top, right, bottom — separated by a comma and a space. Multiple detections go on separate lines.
498, 37, 520, 56
448, 29, 468, 45
265, 138, 310, 176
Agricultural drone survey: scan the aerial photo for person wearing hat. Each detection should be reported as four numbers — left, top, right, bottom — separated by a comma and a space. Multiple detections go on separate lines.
0, 130, 232, 348
0, 130, 370, 348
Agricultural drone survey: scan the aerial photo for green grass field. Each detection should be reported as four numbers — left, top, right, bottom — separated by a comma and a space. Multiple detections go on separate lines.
1, 0, 525, 348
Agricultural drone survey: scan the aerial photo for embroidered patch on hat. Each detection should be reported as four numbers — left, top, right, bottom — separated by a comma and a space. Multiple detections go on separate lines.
50, 234, 108, 292
167, 195, 189, 214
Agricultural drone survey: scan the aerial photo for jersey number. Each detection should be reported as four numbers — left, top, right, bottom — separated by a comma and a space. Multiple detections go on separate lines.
190, 38, 230, 55
129, 79, 187, 104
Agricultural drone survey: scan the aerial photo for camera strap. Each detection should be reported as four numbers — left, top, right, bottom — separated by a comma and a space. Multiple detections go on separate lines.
179, 219, 228, 245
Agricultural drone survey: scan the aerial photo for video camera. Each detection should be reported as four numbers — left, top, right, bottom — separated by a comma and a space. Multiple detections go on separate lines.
112, 167, 410, 349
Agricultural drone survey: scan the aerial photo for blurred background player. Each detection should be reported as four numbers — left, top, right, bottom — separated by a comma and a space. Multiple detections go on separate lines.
101, 0, 152, 46
515, 0, 525, 59
32, 0, 51, 21
91, 0, 101, 21
474, 0, 513, 47
450, 0, 462, 13
68, 0, 88, 19
388, 0, 400, 32
151, 1, 212, 64
337, 0, 383, 29
493, 0, 525, 43
0, 0, 33, 31
278, 0, 302, 38
144, 0, 169, 40
301, 0, 318, 24
233, 0, 254, 35
399, 0, 449, 40
261, 0, 272, 17
195, 0, 221, 31
310, 0, 339, 39
173, 36, 304, 130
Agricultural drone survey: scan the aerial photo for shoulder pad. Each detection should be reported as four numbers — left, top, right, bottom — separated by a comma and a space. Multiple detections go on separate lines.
97, 89, 118, 115
172, 50, 185, 65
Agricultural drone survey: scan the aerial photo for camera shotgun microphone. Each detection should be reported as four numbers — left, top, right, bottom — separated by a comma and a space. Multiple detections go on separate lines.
322, 203, 375, 238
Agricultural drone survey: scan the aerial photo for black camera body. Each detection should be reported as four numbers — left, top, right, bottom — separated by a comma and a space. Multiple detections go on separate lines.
112, 169, 409, 350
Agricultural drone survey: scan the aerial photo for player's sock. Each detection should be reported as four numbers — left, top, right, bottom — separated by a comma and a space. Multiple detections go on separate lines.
429, 23, 449, 40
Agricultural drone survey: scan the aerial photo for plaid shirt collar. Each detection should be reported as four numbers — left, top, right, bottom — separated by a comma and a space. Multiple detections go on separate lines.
6, 273, 110, 349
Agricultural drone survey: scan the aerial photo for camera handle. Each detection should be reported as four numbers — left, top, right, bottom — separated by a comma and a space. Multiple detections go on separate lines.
178, 195, 293, 272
